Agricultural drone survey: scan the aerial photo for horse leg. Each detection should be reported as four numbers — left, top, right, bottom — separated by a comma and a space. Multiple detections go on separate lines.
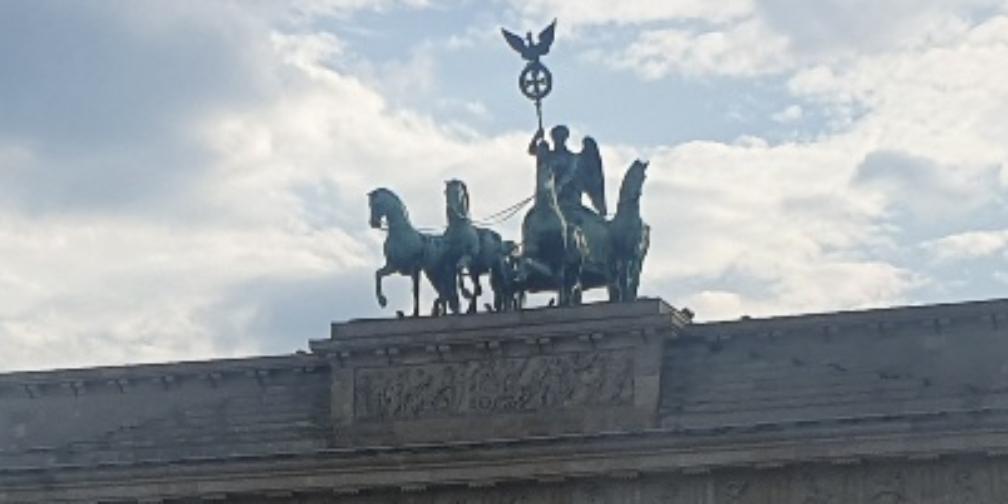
571, 265, 583, 305
459, 270, 475, 300
453, 256, 471, 314
490, 265, 503, 312
447, 279, 461, 314
605, 255, 619, 302
618, 261, 630, 302
607, 276, 619, 302
438, 263, 460, 315
568, 269, 582, 306
375, 264, 395, 308
411, 270, 421, 317
431, 271, 447, 317
631, 251, 647, 300
557, 265, 568, 307
607, 261, 622, 303
457, 267, 479, 314
468, 271, 481, 314
613, 261, 622, 303
626, 259, 639, 300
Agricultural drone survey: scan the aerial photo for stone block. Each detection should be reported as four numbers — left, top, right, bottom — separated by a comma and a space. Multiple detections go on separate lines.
312, 299, 687, 446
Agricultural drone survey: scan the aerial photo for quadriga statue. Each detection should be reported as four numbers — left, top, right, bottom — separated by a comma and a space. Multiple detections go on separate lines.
518, 124, 650, 306
366, 19, 651, 317
366, 127, 650, 316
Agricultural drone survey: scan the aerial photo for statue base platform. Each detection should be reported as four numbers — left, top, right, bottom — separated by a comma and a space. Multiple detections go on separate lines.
310, 299, 691, 446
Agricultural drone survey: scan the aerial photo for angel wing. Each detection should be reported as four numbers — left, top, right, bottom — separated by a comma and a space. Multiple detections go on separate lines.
501, 28, 528, 57
536, 19, 557, 55
578, 136, 607, 216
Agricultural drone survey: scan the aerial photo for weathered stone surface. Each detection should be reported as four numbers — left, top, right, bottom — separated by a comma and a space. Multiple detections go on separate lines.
313, 298, 680, 446
664, 298, 1008, 431
352, 349, 634, 421
7, 456, 1008, 503
0, 355, 330, 469
3, 298, 1008, 503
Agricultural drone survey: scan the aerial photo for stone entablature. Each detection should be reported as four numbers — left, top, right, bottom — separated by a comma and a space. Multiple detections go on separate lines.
0, 354, 331, 471
310, 299, 685, 445
3, 298, 1008, 503
0, 354, 327, 401
665, 298, 1008, 432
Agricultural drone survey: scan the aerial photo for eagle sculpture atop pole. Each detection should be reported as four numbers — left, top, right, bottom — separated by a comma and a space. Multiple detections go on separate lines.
501, 19, 556, 63
501, 19, 557, 132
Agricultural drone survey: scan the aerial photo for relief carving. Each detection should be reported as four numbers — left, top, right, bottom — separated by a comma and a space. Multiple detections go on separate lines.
794, 470, 836, 504
719, 478, 750, 504
949, 465, 984, 504
866, 467, 907, 504
354, 350, 634, 421
572, 481, 611, 504
647, 482, 681, 504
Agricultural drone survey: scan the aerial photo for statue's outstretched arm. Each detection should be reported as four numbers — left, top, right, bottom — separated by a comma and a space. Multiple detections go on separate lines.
527, 128, 545, 156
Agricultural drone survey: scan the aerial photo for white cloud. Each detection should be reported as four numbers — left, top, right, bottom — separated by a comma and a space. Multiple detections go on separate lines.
508, 0, 754, 28
0, 3, 443, 371
608, 19, 792, 79
631, 132, 926, 321
756, 0, 999, 57
3, 1, 1008, 371
922, 229, 1008, 262
853, 150, 1003, 222
0, 215, 367, 371
590, 0, 1006, 85
289, 0, 431, 19
772, 104, 803, 123
787, 15, 1008, 165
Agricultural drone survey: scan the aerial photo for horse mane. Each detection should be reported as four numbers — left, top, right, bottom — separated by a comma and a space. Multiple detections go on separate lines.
617, 160, 648, 207
445, 179, 471, 220
370, 187, 409, 221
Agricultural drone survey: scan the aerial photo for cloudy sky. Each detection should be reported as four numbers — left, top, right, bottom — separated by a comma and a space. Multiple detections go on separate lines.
1, 0, 1006, 371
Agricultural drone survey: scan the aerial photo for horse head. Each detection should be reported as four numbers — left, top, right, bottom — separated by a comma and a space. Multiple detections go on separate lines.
444, 179, 471, 221
368, 187, 407, 229
618, 159, 649, 206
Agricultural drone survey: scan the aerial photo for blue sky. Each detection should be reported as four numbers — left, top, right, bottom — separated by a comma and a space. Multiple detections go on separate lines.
1, 0, 1007, 371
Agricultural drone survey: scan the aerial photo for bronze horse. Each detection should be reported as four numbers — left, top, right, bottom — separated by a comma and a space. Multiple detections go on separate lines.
608, 160, 650, 301
444, 179, 517, 313
368, 188, 458, 317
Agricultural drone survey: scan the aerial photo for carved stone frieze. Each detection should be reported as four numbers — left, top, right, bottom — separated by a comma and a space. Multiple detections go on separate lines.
866, 466, 907, 504
791, 469, 842, 504
353, 350, 634, 421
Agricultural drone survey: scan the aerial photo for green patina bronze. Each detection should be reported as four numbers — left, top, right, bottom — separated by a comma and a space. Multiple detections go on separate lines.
367, 19, 651, 315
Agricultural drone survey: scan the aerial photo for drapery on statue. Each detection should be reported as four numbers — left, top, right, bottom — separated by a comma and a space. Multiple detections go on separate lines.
367, 19, 651, 316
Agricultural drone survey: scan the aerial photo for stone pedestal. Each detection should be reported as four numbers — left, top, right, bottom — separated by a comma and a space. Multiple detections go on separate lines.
310, 299, 689, 446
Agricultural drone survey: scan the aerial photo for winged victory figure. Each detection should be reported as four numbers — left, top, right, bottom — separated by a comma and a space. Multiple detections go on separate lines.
501, 19, 557, 63
529, 124, 607, 219
576, 136, 606, 217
